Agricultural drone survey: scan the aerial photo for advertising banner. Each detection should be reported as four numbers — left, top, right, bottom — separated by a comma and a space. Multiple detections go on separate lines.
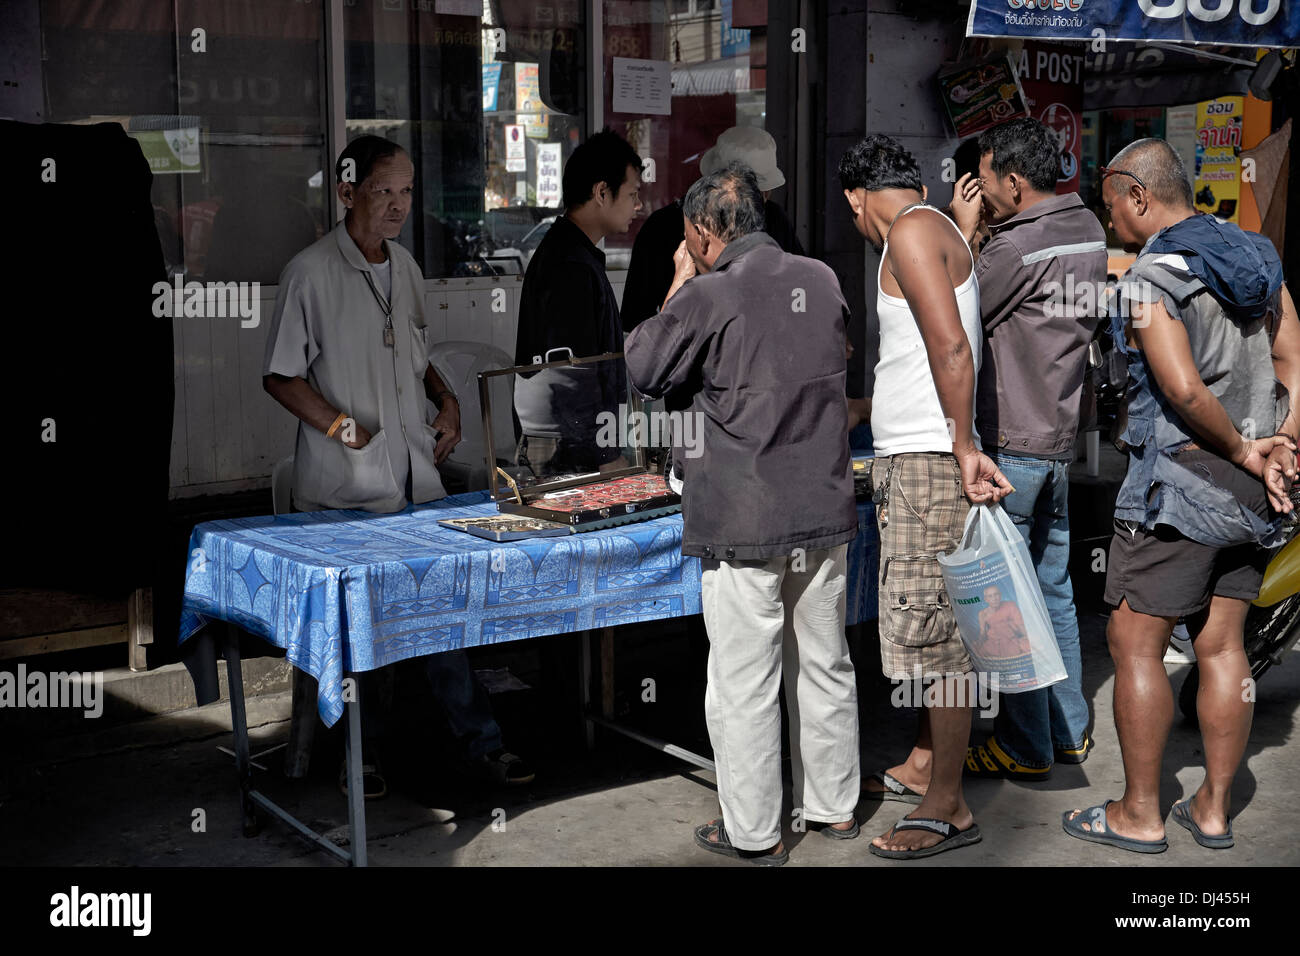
1193, 95, 1244, 222
968, 0, 1300, 49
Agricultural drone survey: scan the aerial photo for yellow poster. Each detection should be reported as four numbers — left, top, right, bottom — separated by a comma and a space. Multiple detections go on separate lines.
515, 63, 548, 139
1193, 96, 1242, 223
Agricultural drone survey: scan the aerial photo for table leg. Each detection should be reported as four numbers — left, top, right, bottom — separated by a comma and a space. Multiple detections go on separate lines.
600, 627, 615, 720
580, 631, 594, 750
284, 669, 318, 779
343, 677, 368, 867
221, 623, 259, 837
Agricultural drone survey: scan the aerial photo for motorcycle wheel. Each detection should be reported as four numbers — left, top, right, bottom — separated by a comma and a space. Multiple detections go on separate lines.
1178, 592, 1300, 725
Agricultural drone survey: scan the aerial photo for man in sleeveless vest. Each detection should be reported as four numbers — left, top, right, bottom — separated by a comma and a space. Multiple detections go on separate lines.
1063, 138, 1300, 853
840, 134, 1012, 859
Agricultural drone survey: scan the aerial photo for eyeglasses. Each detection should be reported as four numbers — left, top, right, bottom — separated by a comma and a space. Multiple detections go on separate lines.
1099, 167, 1147, 190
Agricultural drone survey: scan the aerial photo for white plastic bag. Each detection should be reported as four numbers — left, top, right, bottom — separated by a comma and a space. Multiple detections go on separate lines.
937, 503, 1066, 694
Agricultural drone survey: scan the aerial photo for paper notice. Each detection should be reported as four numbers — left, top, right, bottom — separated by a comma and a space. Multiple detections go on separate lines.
612, 57, 672, 116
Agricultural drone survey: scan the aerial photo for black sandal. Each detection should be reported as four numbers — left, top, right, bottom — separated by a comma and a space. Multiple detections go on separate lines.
694, 819, 788, 866
868, 816, 982, 860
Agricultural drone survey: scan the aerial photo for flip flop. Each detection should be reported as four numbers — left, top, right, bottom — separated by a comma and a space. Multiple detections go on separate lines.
1061, 800, 1168, 854
862, 770, 924, 804
813, 818, 860, 840
694, 819, 788, 866
868, 816, 982, 860
1171, 797, 1234, 849
338, 760, 387, 801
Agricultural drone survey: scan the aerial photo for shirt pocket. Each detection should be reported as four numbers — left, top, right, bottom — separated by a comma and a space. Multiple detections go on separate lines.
332, 428, 401, 510
410, 322, 430, 378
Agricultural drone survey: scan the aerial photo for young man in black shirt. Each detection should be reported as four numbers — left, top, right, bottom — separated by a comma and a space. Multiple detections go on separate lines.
514, 129, 643, 475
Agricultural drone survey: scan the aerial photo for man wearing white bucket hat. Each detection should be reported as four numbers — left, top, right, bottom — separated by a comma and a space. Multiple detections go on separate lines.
620, 126, 804, 332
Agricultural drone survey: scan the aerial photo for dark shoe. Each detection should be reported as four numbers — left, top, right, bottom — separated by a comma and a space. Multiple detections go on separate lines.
861, 770, 924, 804
1061, 800, 1168, 854
1055, 732, 1094, 765
478, 748, 535, 786
338, 758, 388, 801
868, 816, 982, 860
693, 819, 788, 865
965, 736, 1053, 782
812, 818, 860, 840
1171, 797, 1234, 849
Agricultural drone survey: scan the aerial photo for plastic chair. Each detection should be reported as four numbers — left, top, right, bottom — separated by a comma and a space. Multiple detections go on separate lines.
428, 341, 516, 492
271, 456, 294, 516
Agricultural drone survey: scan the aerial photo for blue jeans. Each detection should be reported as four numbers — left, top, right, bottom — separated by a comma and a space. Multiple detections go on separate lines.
989, 453, 1091, 766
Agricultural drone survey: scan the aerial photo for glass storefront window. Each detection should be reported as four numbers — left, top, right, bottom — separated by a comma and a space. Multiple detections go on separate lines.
40, 0, 330, 284
344, 0, 587, 279
600, 0, 768, 269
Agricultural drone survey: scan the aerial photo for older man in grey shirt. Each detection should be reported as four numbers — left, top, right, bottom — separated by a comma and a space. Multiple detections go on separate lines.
626, 164, 859, 865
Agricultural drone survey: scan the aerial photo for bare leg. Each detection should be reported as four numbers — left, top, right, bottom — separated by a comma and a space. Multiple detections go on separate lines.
872, 681, 973, 852
1186, 596, 1252, 835
862, 708, 933, 797
1066, 599, 1172, 841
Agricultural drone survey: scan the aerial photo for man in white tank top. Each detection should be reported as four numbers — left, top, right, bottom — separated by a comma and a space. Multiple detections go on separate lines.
839, 134, 1012, 860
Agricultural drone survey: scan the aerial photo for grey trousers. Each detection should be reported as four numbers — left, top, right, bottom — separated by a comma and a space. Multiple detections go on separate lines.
701, 543, 860, 850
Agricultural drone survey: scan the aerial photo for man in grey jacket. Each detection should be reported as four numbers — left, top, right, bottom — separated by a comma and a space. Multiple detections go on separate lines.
625, 164, 860, 865
949, 117, 1107, 782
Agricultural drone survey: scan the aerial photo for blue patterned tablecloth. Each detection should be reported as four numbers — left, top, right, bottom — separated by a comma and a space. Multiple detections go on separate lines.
180, 492, 877, 727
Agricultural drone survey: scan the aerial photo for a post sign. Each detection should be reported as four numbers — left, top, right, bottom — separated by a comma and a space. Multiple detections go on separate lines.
968, 0, 1300, 49
1016, 42, 1084, 194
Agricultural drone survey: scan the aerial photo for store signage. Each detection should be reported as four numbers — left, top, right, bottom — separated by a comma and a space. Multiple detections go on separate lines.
721, 0, 751, 59
131, 127, 201, 175
515, 63, 548, 137
968, 0, 1300, 48
536, 142, 562, 207
1193, 96, 1244, 223
505, 124, 527, 172
1017, 42, 1083, 193
938, 54, 1032, 138
483, 62, 503, 112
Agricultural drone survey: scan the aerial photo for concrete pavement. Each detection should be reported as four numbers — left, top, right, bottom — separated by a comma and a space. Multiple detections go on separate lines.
2, 609, 1297, 867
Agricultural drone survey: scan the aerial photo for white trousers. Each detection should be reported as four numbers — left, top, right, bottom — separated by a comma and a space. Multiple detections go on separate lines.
701, 543, 860, 850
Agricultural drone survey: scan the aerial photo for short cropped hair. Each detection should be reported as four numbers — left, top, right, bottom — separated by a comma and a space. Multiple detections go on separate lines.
837, 134, 923, 193
336, 135, 406, 185
1107, 138, 1195, 209
562, 129, 643, 210
978, 118, 1060, 193
683, 162, 765, 242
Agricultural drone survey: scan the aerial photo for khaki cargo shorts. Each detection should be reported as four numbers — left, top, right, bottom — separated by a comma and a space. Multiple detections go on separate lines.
872, 452, 972, 678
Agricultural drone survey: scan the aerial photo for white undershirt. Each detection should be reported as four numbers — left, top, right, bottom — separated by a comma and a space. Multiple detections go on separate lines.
871, 204, 983, 456
370, 256, 393, 302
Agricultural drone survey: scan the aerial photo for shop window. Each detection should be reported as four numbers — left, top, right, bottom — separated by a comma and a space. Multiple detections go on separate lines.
345, 0, 587, 279
40, 0, 330, 284
601, 0, 768, 268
